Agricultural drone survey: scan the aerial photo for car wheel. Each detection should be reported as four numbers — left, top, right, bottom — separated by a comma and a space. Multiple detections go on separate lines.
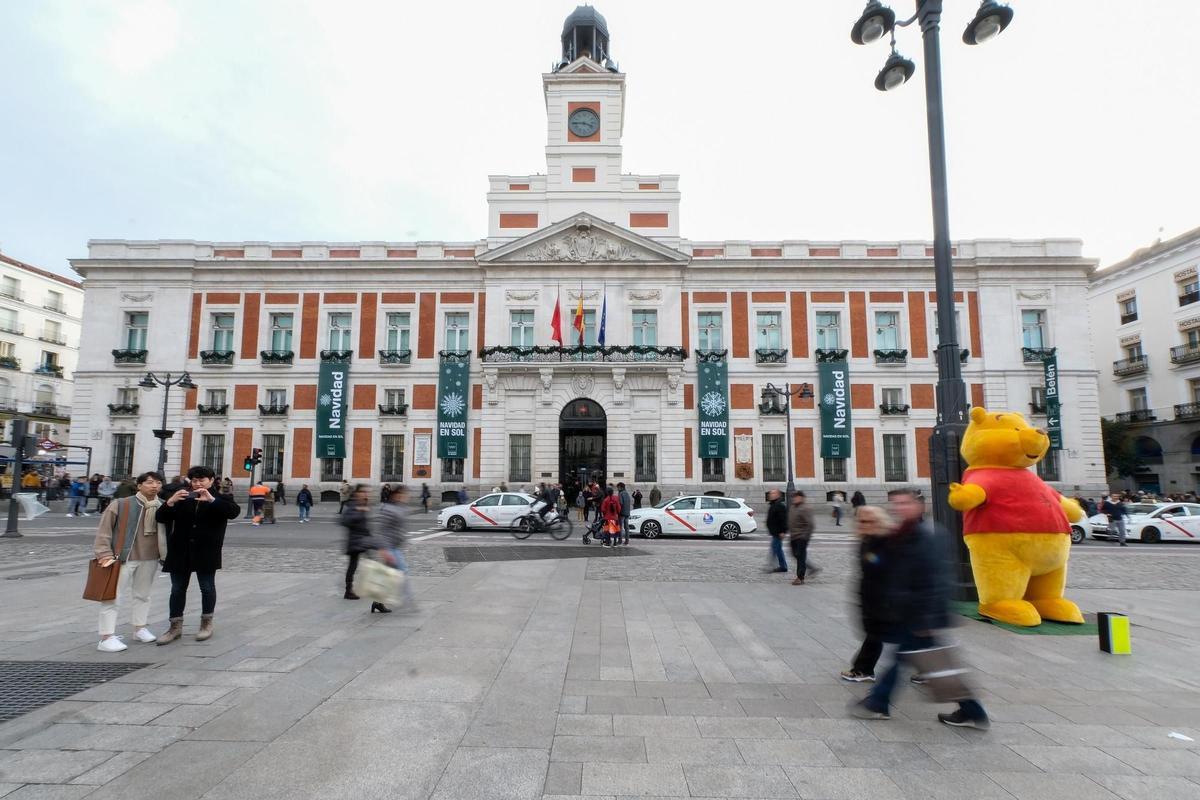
1070, 526, 1085, 545
719, 522, 741, 540
641, 520, 661, 539
1141, 526, 1161, 544
447, 515, 466, 532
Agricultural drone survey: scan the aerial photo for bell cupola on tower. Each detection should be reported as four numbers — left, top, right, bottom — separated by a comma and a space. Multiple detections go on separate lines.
485, 6, 681, 244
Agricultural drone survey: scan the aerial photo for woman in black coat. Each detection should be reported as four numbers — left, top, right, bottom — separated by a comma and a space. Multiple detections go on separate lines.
341, 486, 372, 600
154, 465, 241, 645
840, 506, 893, 681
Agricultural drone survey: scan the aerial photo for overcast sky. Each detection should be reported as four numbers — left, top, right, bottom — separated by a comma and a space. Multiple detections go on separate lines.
1, 1, 1196, 279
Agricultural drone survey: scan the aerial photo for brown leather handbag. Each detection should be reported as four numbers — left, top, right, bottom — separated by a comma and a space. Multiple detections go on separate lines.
83, 559, 120, 602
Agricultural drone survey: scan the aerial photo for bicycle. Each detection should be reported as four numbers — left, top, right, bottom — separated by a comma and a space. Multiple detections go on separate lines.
511, 509, 574, 540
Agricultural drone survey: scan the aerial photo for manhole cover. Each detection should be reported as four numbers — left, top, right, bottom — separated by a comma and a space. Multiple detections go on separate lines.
0, 660, 152, 723
443, 545, 649, 563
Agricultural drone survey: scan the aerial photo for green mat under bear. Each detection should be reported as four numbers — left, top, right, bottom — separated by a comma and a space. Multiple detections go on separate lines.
951, 600, 1099, 636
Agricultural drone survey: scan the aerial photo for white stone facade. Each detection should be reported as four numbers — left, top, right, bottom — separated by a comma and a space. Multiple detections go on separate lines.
0, 249, 82, 444
68, 18, 1107, 499
1088, 226, 1200, 493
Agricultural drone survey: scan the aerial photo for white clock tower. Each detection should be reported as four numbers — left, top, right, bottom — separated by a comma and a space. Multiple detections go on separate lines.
487, 6, 681, 246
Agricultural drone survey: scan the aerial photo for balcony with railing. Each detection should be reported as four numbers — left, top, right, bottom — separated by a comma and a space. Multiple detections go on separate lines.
320, 350, 353, 363
0, 289, 24, 302
815, 348, 849, 363
379, 349, 412, 366
1170, 344, 1200, 366
378, 403, 409, 416
200, 350, 235, 366
39, 333, 68, 346
0, 356, 19, 371
258, 404, 290, 416
1113, 355, 1149, 377
0, 322, 23, 336
31, 403, 65, 418
1119, 312, 1138, 325
479, 345, 686, 364
112, 349, 148, 365
695, 349, 727, 363
1181, 291, 1200, 307
34, 363, 64, 378
43, 302, 65, 314
0, 398, 16, 412
108, 403, 139, 416
1022, 346, 1056, 363
874, 349, 908, 365
754, 348, 788, 364
260, 350, 294, 366
1114, 409, 1156, 424
197, 404, 228, 416
1175, 402, 1200, 421
879, 403, 911, 416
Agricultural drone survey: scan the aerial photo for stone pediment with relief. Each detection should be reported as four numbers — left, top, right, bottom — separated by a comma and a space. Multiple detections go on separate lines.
479, 213, 688, 265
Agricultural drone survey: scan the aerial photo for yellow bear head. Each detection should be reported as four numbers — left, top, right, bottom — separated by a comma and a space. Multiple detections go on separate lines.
960, 406, 1050, 469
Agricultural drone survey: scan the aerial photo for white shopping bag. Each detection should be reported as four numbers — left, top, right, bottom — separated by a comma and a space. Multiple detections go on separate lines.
15, 493, 50, 521
353, 558, 405, 606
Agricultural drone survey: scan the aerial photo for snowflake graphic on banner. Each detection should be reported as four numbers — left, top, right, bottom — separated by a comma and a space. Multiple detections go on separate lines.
700, 391, 726, 417
440, 391, 466, 417
319, 394, 332, 407
823, 393, 835, 406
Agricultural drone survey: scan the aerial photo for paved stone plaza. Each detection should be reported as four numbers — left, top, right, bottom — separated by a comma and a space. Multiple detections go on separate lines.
1, 517, 1199, 799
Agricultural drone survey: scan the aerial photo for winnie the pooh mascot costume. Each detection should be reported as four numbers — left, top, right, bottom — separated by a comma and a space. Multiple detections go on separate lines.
948, 406, 1085, 627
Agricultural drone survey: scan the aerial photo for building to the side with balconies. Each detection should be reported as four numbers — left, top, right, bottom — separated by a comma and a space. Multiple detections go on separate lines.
68, 7, 1108, 501
0, 248, 81, 445
1089, 225, 1200, 494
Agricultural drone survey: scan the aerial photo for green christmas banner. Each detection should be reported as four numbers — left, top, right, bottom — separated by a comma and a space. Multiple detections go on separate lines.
1043, 352, 1062, 451
437, 358, 470, 458
316, 360, 349, 459
697, 359, 729, 458
818, 360, 852, 458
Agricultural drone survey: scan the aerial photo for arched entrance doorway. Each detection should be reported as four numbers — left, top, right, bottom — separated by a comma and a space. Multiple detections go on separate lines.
560, 398, 606, 487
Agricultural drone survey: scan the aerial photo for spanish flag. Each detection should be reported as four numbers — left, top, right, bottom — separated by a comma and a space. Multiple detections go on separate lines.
550, 294, 563, 346
572, 292, 585, 345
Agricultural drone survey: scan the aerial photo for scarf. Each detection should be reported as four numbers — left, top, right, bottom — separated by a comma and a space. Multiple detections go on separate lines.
134, 493, 163, 535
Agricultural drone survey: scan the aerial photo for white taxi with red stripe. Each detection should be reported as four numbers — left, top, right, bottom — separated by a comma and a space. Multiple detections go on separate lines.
438, 492, 537, 531
1090, 502, 1200, 543
627, 495, 757, 540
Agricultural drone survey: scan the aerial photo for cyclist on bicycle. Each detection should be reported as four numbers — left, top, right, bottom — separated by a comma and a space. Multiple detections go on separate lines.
534, 483, 558, 529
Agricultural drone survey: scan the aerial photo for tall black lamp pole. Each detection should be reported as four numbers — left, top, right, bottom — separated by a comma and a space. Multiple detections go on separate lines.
764, 382, 814, 499
851, 0, 1014, 598
138, 371, 198, 476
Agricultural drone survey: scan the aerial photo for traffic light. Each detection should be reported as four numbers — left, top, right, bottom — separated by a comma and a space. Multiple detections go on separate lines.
243, 455, 254, 472
252, 448, 263, 464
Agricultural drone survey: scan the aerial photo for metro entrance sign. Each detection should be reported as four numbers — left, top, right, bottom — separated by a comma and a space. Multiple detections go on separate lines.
37, 439, 59, 451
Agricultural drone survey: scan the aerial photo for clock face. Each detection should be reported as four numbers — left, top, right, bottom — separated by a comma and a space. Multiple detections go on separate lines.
568, 108, 600, 138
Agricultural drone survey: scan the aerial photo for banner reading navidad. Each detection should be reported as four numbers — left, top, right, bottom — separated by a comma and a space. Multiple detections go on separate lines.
818, 360, 852, 458
437, 357, 470, 458
316, 360, 349, 458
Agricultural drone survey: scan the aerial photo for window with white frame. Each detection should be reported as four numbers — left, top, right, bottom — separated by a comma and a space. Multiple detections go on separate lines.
933, 308, 963, 345
42, 320, 63, 343
1128, 387, 1149, 412
124, 312, 148, 350
1119, 296, 1137, 322
1186, 328, 1200, 349
1021, 309, 1047, 349
327, 312, 353, 351
815, 311, 841, 350
756, 311, 783, 350
0, 341, 13, 358
1190, 378, 1200, 403
824, 458, 847, 482
441, 458, 464, 482
41, 351, 59, 370
635, 434, 657, 482
201, 434, 225, 476
1181, 278, 1200, 306
509, 434, 531, 482
883, 433, 908, 482
0, 276, 19, 299
702, 457, 725, 482
381, 435, 404, 481
874, 311, 901, 350
265, 388, 287, 409
211, 313, 235, 351
1031, 385, 1046, 411
321, 458, 344, 481
0, 377, 12, 405
206, 388, 227, 407
111, 433, 135, 478
270, 313, 293, 351
581, 309, 597, 346
384, 388, 406, 408
261, 434, 284, 481
881, 387, 903, 407
1125, 341, 1144, 360
386, 312, 410, 352
444, 312, 469, 352
632, 310, 657, 346
45, 290, 63, 313
510, 310, 534, 346
697, 311, 723, 351
762, 434, 786, 482
0, 308, 17, 333
116, 387, 138, 406
34, 384, 54, 407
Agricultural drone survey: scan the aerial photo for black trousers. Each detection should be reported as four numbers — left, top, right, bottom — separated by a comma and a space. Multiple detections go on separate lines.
345, 552, 361, 592
852, 634, 884, 675
789, 538, 810, 579
169, 571, 216, 618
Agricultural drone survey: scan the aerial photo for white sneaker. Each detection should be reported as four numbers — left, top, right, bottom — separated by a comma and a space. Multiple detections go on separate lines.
97, 637, 127, 653
133, 627, 157, 643
66, 513, 75, 517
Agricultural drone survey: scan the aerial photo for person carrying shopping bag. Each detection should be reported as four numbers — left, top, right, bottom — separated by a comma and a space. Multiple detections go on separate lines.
369, 485, 416, 613
341, 486, 372, 600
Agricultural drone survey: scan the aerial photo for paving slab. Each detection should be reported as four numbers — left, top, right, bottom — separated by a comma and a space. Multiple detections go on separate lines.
430, 746, 550, 800
734, 738, 841, 767
886, 769, 1015, 800
613, 716, 701, 739
645, 737, 744, 765
552, 735, 646, 763
582, 763, 688, 797
0, 749, 114, 784
986, 771, 1123, 800
1090, 774, 1200, 800
682, 764, 797, 798
783, 766, 905, 800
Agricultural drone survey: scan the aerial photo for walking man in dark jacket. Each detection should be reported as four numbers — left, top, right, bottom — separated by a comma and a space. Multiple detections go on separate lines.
617, 482, 632, 545
764, 489, 788, 573
850, 489, 989, 728
787, 491, 820, 584
155, 465, 241, 645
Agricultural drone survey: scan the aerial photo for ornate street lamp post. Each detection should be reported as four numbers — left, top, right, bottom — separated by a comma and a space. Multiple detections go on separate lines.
138, 371, 198, 476
850, 0, 1013, 598
763, 382, 815, 498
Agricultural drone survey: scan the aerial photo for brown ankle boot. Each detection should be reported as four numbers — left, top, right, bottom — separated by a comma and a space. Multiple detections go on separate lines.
195, 615, 214, 641
156, 618, 183, 646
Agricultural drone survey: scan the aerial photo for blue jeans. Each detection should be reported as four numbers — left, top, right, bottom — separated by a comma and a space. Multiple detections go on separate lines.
383, 548, 415, 605
865, 631, 986, 720
68, 497, 86, 514
770, 536, 787, 570
298, 504, 310, 521
168, 571, 216, 618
